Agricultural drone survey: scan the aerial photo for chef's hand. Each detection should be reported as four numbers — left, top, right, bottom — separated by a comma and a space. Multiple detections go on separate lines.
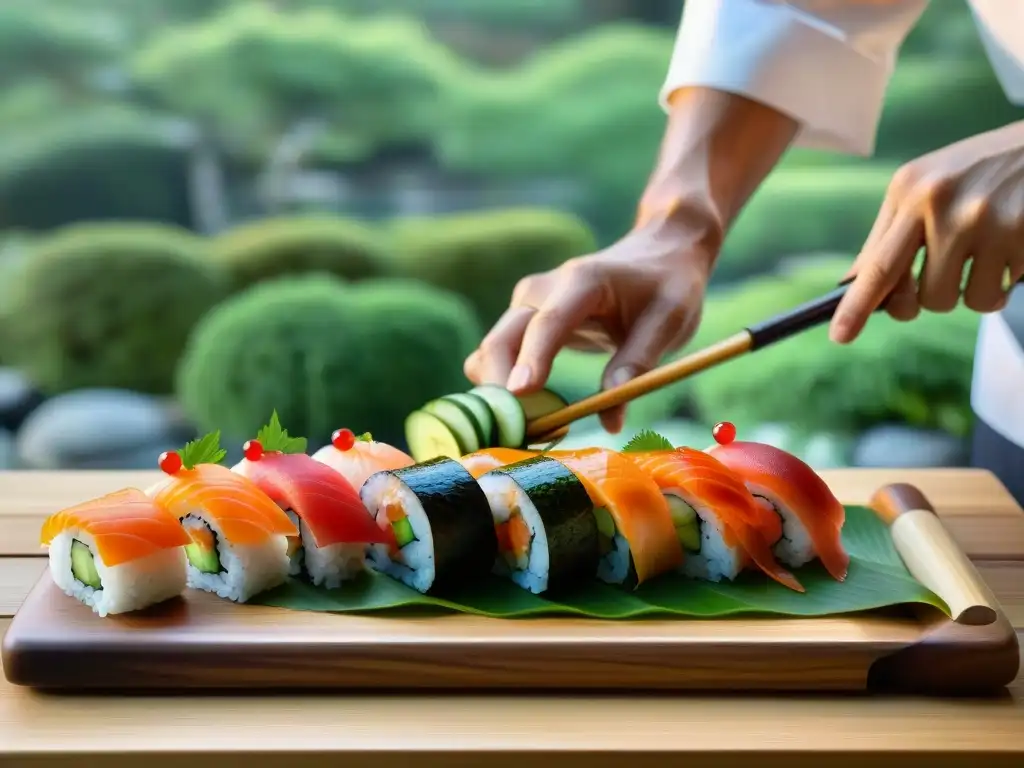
831, 120, 1024, 344
463, 215, 716, 434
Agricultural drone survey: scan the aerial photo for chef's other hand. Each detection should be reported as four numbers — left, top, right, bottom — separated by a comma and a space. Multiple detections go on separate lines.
463, 216, 717, 434
832, 121, 1024, 344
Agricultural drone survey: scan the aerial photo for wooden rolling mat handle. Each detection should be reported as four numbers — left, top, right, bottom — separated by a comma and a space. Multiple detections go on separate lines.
871, 483, 999, 626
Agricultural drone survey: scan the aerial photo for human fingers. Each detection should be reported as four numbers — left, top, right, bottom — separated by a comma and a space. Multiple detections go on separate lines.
830, 212, 923, 343
963, 242, 1013, 313
597, 289, 701, 434
507, 269, 604, 394
917, 202, 973, 312
884, 268, 921, 322
463, 305, 536, 385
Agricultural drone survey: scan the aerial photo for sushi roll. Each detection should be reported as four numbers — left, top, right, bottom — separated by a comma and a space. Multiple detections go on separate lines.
458, 447, 537, 479
40, 488, 192, 617
627, 447, 803, 592
147, 433, 299, 602
311, 427, 414, 492
477, 456, 599, 594
360, 457, 498, 593
708, 427, 849, 581
551, 448, 683, 588
232, 441, 395, 588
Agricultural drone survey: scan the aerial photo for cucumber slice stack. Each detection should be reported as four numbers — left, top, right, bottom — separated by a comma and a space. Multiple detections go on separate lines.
404, 385, 568, 462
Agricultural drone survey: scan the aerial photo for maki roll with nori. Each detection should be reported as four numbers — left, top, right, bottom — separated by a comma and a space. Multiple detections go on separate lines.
477, 456, 600, 595
360, 457, 498, 593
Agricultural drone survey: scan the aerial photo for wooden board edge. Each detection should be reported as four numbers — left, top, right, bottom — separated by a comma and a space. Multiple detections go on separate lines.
866, 606, 1021, 694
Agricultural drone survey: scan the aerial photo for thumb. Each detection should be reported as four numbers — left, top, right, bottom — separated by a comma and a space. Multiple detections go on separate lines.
597, 295, 700, 434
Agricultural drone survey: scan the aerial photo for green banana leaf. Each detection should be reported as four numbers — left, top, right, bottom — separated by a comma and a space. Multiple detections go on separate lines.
251, 505, 949, 618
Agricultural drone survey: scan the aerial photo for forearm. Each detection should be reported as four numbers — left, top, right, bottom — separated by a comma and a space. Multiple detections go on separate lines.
636, 86, 798, 261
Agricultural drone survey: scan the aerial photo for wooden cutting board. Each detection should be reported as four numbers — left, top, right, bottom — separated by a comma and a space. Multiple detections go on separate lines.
2, 483, 1020, 694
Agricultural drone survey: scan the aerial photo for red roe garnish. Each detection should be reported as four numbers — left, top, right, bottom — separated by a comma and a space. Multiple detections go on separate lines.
712, 421, 736, 446
243, 439, 264, 461
332, 428, 356, 451
159, 450, 183, 475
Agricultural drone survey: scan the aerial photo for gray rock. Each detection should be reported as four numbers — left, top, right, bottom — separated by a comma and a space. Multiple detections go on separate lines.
0, 429, 15, 469
0, 367, 45, 432
852, 424, 970, 468
15, 389, 197, 470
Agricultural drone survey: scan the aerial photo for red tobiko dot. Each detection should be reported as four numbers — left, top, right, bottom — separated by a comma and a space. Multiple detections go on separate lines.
712, 421, 737, 445
159, 450, 182, 475
243, 439, 264, 462
332, 428, 356, 451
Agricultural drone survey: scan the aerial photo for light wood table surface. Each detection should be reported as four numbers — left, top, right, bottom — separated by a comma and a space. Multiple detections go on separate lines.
2, 468, 1024, 767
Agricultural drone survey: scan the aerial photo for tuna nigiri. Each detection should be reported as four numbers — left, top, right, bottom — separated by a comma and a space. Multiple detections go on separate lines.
458, 447, 537, 479
627, 447, 803, 592
40, 488, 193, 616
311, 427, 414, 493
233, 427, 396, 588
551, 448, 683, 587
707, 424, 849, 582
147, 432, 299, 602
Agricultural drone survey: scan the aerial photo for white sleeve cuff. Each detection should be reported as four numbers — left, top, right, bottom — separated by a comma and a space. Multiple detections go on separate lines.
659, 2, 894, 157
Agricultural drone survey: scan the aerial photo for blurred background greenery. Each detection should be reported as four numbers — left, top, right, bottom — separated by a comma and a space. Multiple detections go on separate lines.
0, 0, 1019, 470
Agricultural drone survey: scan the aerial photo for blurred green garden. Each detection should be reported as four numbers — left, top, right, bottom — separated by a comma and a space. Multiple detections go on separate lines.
0, 0, 1018, 470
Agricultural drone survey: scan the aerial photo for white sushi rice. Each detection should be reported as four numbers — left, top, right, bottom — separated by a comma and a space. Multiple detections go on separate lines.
361, 472, 435, 593
284, 509, 366, 589
477, 473, 550, 594
180, 512, 289, 602
746, 482, 816, 568
48, 530, 187, 617
597, 528, 631, 585
663, 490, 744, 582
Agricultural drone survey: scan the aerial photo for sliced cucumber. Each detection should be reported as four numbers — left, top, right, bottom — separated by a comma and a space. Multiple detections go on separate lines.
422, 398, 480, 454
468, 385, 527, 448
516, 388, 569, 422
440, 393, 493, 447
405, 409, 466, 462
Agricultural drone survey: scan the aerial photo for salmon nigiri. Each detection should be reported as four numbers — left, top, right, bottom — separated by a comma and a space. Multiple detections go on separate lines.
707, 423, 849, 582
550, 447, 683, 587
147, 431, 299, 602
458, 447, 537, 479
625, 443, 803, 592
40, 487, 193, 616
311, 427, 414, 493
231, 414, 396, 588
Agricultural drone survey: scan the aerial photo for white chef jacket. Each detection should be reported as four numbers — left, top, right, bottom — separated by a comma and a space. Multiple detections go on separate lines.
661, 0, 1024, 449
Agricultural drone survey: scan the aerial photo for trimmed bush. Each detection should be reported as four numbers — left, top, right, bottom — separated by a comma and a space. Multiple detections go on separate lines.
391, 207, 596, 327
175, 275, 481, 448
3, 223, 229, 394
718, 165, 894, 282
211, 215, 394, 291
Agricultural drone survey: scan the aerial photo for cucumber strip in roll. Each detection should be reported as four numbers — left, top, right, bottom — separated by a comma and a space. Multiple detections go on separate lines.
516, 388, 568, 423
468, 385, 526, 448
479, 456, 599, 595
422, 398, 480, 453
439, 393, 492, 447
361, 457, 498, 593
404, 410, 464, 462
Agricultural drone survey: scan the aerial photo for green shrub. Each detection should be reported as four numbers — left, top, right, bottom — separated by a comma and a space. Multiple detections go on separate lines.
689, 262, 979, 437
212, 215, 394, 291
3, 223, 229, 394
176, 275, 481, 448
0, 110, 192, 231
718, 165, 894, 282
390, 207, 596, 327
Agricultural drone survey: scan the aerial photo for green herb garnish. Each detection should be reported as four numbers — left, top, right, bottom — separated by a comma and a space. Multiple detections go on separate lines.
356, 432, 372, 442
621, 429, 674, 453
256, 410, 307, 454
178, 431, 228, 469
